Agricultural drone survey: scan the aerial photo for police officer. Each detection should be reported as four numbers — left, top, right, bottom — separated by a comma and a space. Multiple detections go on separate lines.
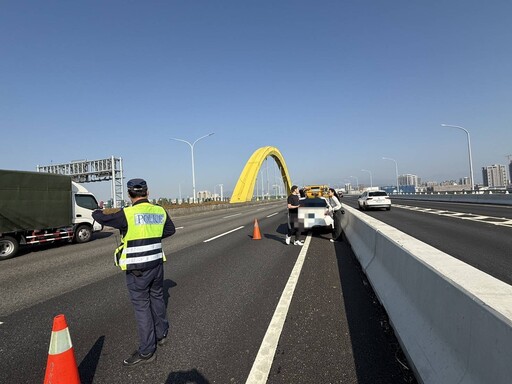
92, 178, 176, 367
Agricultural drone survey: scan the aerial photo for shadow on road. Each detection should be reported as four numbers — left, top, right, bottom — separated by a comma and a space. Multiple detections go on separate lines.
334, 234, 417, 384
164, 279, 177, 307
166, 368, 210, 384
274, 223, 288, 235
92, 231, 114, 240
78, 336, 105, 384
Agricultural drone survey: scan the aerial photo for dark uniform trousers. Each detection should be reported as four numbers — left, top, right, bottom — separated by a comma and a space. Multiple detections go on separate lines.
126, 262, 169, 355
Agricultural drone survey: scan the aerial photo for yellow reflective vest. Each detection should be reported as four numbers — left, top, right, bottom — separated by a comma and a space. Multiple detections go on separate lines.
115, 202, 167, 271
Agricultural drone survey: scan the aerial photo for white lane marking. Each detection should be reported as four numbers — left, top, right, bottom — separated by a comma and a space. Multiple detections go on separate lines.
266, 212, 278, 218
0, 322, 3, 325
246, 234, 312, 384
223, 213, 242, 219
394, 204, 512, 228
175, 226, 184, 230
203, 226, 245, 242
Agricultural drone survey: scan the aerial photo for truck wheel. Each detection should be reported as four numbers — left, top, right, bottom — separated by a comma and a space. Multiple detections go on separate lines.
74, 225, 92, 243
0, 236, 19, 260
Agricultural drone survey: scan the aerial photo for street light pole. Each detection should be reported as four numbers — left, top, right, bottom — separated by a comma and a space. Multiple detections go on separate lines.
344, 179, 353, 193
361, 169, 373, 188
441, 124, 475, 191
382, 157, 399, 194
349, 176, 359, 191
216, 184, 223, 201
170, 133, 215, 203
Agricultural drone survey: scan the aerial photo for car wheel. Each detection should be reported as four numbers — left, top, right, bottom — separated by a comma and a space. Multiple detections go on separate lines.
386, 206, 391, 211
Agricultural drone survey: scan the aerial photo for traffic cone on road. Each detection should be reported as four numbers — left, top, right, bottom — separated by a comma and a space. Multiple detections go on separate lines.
44, 314, 81, 384
252, 219, 262, 240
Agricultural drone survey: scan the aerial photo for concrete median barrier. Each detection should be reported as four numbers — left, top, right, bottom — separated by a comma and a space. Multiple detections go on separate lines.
161, 199, 284, 217
341, 205, 512, 384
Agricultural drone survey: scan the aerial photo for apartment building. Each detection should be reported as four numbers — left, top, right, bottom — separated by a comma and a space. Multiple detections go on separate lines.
482, 164, 508, 188
398, 174, 419, 187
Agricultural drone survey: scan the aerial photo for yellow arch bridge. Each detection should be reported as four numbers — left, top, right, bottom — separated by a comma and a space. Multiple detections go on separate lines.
230, 146, 292, 203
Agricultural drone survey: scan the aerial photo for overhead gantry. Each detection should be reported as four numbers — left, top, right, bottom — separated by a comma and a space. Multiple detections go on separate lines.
230, 146, 292, 203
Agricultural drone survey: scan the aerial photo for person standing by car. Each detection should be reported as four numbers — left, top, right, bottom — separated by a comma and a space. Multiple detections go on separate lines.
326, 187, 344, 242
92, 178, 176, 367
286, 185, 303, 246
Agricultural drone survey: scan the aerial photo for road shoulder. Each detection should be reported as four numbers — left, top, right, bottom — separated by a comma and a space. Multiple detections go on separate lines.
268, 233, 417, 383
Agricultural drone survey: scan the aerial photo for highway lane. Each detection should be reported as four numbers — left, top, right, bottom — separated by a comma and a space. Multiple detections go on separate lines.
0, 201, 414, 384
0, 202, 284, 317
342, 196, 512, 285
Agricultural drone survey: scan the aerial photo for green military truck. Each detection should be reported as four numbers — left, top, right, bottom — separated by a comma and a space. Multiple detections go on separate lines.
0, 169, 102, 260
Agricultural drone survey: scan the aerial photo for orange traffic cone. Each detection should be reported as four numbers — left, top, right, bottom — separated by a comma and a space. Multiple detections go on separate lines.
253, 219, 262, 240
44, 314, 81, 384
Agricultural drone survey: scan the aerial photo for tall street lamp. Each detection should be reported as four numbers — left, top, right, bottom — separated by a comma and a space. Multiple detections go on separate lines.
382, 157, 399, 194
361, 169, 373, 188
216, 183, 223, 201
170, 133, 215, 203
344, 179, 352, 192
349, 176, 359, 191
441, 124, 474, 191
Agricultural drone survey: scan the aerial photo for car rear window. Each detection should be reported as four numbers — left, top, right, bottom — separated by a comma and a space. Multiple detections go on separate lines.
369, 192, 387, 197
300, 197, 328, 207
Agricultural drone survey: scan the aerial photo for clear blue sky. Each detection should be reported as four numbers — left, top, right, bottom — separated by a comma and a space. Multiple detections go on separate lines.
2, 1, 511, 201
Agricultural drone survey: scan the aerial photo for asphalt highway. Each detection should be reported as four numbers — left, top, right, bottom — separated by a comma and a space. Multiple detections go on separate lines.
0, 201, 415, 384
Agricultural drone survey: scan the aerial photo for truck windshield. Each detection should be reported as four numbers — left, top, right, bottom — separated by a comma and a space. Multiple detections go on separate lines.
76, 194, 99, 210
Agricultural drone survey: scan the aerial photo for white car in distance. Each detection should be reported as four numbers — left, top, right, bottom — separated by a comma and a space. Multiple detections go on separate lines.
357, 190, 391, 211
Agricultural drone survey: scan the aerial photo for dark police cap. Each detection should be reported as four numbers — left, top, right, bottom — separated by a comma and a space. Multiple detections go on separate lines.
127, 178, 148, 191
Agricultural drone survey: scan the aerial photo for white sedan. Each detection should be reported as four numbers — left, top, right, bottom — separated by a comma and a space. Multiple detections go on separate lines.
358, 190, 391, 211
298, 197, 334, 229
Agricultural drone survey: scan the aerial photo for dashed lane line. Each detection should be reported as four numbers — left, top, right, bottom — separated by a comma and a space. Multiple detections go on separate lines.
394, 204, 512, 228
223, 213, 242, 218
203, 226, 245, 243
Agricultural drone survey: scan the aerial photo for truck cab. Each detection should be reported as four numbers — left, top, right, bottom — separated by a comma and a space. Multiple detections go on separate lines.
72, 182, 103, 243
